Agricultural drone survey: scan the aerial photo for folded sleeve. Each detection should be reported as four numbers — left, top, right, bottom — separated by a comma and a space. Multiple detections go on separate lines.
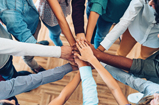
79, 66, 98, 105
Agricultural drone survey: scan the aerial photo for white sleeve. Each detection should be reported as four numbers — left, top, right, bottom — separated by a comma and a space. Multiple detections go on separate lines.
0, 38, 61, 58
100, 0, 144, 50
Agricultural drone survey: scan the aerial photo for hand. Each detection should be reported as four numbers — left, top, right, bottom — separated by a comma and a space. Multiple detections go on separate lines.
75, 40, 95, 62
76, 33, 86, 41
74, 52, 88, 68
60, 46, 74, 62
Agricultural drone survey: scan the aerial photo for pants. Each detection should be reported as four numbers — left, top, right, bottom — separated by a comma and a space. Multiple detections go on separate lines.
0, 56, 18, 80
43, 22, 63, 46
22, 20, 42, 69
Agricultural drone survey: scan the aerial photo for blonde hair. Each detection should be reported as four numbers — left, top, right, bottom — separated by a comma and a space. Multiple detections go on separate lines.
137, 95, 154, 105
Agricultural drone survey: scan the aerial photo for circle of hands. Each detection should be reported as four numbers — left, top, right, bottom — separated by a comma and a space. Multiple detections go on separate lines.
60, 37, 96, 70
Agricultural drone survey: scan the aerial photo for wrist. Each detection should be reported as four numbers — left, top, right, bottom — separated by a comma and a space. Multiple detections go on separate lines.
88, 56, 97, 64
77, 61, 88, 68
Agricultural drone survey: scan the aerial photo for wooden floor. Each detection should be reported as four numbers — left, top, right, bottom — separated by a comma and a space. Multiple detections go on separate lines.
12, 1, 141, 104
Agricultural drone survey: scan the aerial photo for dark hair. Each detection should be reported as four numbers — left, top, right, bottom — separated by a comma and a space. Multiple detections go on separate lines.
0, 102, 14, 105
145, 0, 159, 23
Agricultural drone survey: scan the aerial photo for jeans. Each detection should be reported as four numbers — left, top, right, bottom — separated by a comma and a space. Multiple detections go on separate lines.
86, 3, 113, 49
43, 22, 63, 46
104, 64, 159, 97
0, 56, 18, 80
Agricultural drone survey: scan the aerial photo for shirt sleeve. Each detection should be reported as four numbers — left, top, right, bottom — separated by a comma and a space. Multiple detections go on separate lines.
90, 3, 103, 15
0, 38, 61, 58
0, 63, 72, 100
0, 10, 37, 43
130, 58, 159, 78
72, 0, 85, 34
100, 0, 144, 50
105, 64, 159, 97
79, 66, 98, 105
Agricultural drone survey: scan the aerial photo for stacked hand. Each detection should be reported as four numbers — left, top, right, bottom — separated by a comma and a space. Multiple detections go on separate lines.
74, 39, 95, 62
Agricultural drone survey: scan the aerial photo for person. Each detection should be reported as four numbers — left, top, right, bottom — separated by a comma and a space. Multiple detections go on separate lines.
71, 0, 131, 48
0, 63, 76, 100
36, 0, 71, 46
85, 0, 131, 48
49, 58, 99, 105
0, 37, 75, 105
0, 0, 49, 73
74, 40, 129, 104
84, 39, 159, 83
75, 39, 159, 105
98, 0, 159, 59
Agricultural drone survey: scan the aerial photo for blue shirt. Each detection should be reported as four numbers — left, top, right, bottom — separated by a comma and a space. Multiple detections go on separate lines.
79, 66, 98, 105
0, 63, 72, 100
0, 0, 39, 43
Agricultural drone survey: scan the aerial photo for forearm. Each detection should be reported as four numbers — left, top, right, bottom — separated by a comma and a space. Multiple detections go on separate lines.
89, 57, 128, 104
49, 72, 81, 105
86, 11, 99, 42
94, 50, 132, 71
47, 0, 76, 46
59, 72, 81, 101
0, 63, 72, 100
72, 0, 85, 34
0, 38, 61, 58
79, 66, 98, 105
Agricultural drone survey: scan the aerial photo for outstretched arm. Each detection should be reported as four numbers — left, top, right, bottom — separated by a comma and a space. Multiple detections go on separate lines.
85, 40, 133, 71
49, 72, 81, 105
75, 40, 129, 105
74, 57, 98, 105
0, 63, 73, 100
0, 38, 74, 61
86, 11, 99, 42
47, 0, 76, 46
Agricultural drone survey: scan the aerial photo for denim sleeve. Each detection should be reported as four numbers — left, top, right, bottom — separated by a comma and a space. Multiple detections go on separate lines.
130, 58, 159, 78
79, 66, 98, 105
0, 63, 72, 100
105, 64, 159, 97
0, 10, 36, 43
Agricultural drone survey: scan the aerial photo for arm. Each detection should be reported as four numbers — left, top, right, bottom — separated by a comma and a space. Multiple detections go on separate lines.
47, 0, 76, 46
0, 63, 72, 100
74, 58, 98, 105
86, 40, 133, 70
105, 64, 159, 97
72, 0, 85, 35
75, 41, 128, 105
86, 11, 99, 42
0, 38, 74, 61
99, 0, 144, 50
79, 66, 98, 105
49, 72, 81, 105
0, 10, 37, 43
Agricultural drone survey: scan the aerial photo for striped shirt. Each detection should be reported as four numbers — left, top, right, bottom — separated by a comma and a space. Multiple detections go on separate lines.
36, 0, 71, 27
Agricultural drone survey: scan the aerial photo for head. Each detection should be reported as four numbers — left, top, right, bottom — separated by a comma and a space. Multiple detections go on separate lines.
137, 93, 159, 105
146, 0, 159, 23
0, 100, 15, 105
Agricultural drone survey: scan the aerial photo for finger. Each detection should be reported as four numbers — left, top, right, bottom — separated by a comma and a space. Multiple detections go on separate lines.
84, 42, 89, 47
77, 41, 84, 48
81, 40, 86, 47
76, 42, 82, 51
